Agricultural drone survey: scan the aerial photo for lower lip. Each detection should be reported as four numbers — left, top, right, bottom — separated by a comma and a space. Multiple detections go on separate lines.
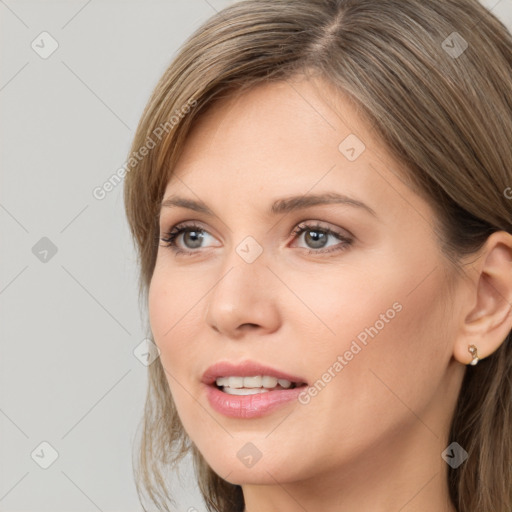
204, 384, 305, 419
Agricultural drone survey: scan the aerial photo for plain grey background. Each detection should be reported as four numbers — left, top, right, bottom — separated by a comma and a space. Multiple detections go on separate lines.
1, 1, 511, 511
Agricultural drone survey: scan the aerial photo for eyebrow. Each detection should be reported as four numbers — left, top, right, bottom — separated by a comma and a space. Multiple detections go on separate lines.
160, 192, 377, 217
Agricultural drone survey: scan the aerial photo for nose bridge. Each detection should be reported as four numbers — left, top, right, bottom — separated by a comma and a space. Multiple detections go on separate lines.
205, 238, 280, 334
211, 239, 267, 307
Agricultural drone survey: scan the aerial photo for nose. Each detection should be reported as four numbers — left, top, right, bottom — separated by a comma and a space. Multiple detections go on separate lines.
205, 252, 281, 339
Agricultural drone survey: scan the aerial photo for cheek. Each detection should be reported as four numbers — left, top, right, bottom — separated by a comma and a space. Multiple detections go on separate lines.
147, 270, 206, 423
148, 265, 209, 381
293, 257, 453, 410
148, 271, 171, 347
148, 267, 190, 365
324, 266, 452, 418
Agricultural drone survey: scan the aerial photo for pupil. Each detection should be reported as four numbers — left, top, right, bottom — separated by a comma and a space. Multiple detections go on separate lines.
184, 230, 203, 248
305, 230, 327, 249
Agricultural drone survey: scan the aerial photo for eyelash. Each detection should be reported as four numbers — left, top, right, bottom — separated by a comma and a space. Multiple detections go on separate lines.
158, 221, 353, 257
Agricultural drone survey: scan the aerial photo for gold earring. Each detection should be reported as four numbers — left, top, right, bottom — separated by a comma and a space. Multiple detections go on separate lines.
468, 344, 479, 366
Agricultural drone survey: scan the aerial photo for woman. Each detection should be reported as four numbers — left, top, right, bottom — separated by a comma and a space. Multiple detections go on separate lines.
123, 1, 512, 511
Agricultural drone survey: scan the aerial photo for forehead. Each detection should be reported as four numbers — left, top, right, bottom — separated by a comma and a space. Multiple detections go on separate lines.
162, 78, 431, 226
173, 78, 373, 170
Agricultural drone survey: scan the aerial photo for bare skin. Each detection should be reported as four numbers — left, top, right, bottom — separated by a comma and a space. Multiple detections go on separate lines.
148, 75, 512, 512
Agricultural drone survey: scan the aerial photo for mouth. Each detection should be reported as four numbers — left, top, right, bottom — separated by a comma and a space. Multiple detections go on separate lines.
214, 375, 307, 395
202, 361, 308, 418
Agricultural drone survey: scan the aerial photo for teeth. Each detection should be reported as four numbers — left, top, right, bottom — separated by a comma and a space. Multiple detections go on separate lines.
224, 387, 270, 396
262, 376, 278, 388
228, 376, 244, 389
215, 375, 295, 391
243, 376, 262, 387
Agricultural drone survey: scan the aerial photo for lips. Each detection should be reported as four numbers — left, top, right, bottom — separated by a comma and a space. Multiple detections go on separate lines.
202, 361, 308, 419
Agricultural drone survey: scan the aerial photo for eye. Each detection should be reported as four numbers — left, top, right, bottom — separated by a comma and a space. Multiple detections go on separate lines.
159, 221, 218, 256
290, 222, 353, 255
159, 220, 353, 257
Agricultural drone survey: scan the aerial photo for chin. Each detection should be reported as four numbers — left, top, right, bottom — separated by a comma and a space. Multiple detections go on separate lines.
212, 463, 294, 486
198, 446, 313, 486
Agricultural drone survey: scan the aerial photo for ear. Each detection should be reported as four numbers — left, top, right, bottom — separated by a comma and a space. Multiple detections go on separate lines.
453, 231, 512, 365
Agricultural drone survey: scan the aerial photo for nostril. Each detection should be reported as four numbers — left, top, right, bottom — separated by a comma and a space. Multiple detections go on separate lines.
238, 323, 260, 331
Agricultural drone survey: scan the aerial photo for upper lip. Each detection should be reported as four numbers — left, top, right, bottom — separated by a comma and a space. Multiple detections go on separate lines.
202, 360, 308, 386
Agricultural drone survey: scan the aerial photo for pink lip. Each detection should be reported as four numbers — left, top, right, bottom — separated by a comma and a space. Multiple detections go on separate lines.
202, 360, 308, 419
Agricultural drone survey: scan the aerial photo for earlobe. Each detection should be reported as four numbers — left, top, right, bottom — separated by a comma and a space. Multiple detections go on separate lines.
453, 231, 512, 365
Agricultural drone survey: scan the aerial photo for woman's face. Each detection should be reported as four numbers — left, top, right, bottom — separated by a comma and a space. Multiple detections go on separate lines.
148, 77, 466, 486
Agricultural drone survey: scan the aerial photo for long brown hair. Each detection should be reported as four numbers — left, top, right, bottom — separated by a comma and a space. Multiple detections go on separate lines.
123, 1, 512, 510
